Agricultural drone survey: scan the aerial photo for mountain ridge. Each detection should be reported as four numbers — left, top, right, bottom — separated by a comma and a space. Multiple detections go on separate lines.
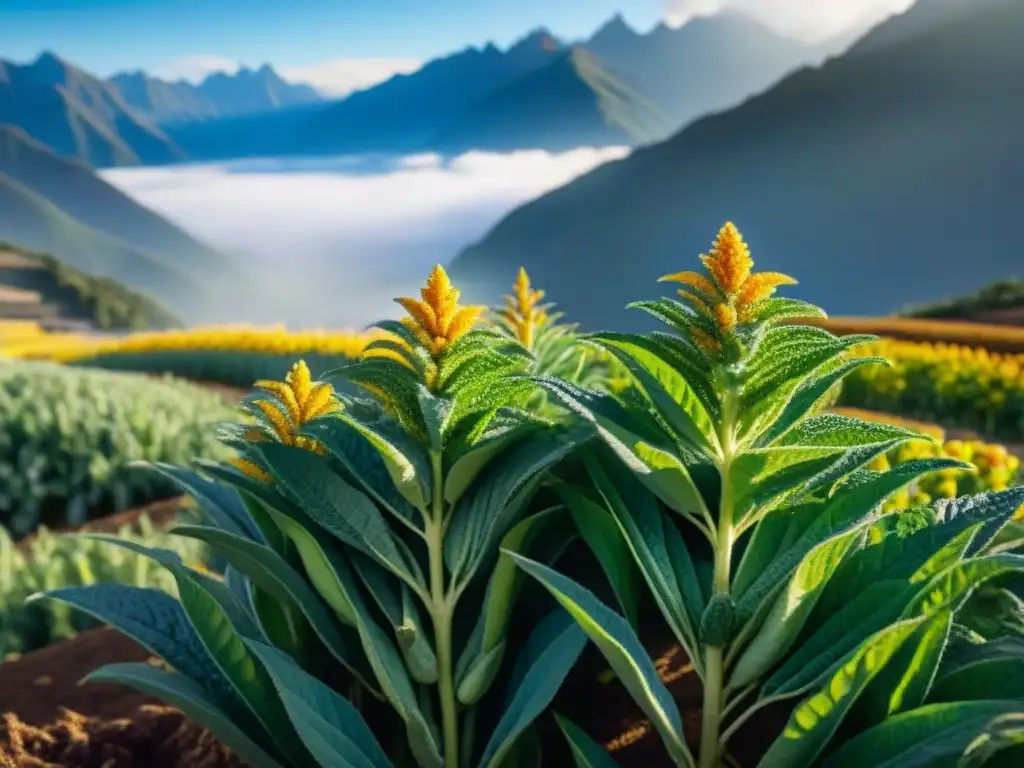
449, 0, 1023, 331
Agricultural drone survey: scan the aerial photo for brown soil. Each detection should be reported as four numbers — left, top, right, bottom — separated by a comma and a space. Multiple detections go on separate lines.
0, 629, 243, 768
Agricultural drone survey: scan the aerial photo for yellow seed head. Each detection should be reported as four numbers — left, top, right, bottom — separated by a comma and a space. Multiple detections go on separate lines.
248, 360, 341, 456
496, 267, 547, 348
397, 265, 484, 356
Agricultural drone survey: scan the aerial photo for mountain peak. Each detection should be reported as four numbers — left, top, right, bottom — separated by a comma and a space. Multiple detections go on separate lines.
588, 12, 641, 50
507, 27, 561, 55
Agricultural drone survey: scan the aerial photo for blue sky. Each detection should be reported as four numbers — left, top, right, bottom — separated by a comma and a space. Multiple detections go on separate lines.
0, 0, 664, 76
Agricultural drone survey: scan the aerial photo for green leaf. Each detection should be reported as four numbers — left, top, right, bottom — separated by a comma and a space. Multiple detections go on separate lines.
732, 503, 822, 600
479, 610, 588, 768
758, 618, 925, 768
301, 415, 420, 529
256, 443, 418, 588
555, 715, 623, 768
326, 358, 426, 433
588, 333, 717, 456
933, 488, 1024, 557
444, 419, 529, 506
539, 377, 711, 524
445, 425, 587, 587
306, 409, 431, 511
824, 700, 1024, 768
143, 462, 265, 543
584, 452, 706, 667
246, 640, 393, 768
755, 357, 888, 447
170, 524, 378, 694
731, 523, 859, 688
32, 584, 234, 707
929, 657, 1024, 703
560, 486, 641, 629
508, 553, 693, 767
85, 663, 287, 768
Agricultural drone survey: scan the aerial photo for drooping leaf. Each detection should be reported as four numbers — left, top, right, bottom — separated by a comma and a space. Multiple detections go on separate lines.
478, 610, 589, 768
86, 663, 287, 768
509, 553, 692, 767
247, 640, 393, 768
555, 715, 624, 768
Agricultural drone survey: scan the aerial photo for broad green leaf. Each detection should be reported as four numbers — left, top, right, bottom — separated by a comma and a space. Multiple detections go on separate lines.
444, 419, 528, 506
824, 700, 1024, 768
732, 503, 822, 599
479, 610, 588, 768
904, 554, 1024, 619
416, 383, 451, 451
758, 618, 924, 768
86, 663, 287, 768
143, 461, 265, 543
301, 415, 419, 529
735, 461, 965, 625
325, 358, 426, 433
170, 524, 378, 694
444, 425, 587, 587
561, 486, 641, 629
555, 715, 623, 768
32, 584, 234, 707
256, 442, 418, 587
755, 357, 888, 447
588, 333, 717, 456
246, 640, 393, 768
509, 553, 692, 767
585, 452, 705, 666
731, 525, 860, 688
307, 409, 431, 511
932, 488, 1024, 557
537, 377, 712, 516
930, 657, 1024, 704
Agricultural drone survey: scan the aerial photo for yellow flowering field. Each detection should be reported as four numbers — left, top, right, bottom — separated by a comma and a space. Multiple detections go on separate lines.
802, 316, 1024, 354
2, 325, 385, 389
839, 338, 1024, 442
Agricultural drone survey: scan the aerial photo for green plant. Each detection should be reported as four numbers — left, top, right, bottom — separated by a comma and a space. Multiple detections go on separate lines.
491, 268, 629, 411
32, 266, 592, 768
0, 361, 235, 537
510, 222, 1024, 766
0, 511, 209, 658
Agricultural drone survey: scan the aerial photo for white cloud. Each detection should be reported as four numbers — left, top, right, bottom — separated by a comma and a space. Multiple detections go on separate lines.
280, 58, 422, 96
155, 54, 241, 83
100, 147, 628, 327
663, 0, 916, 41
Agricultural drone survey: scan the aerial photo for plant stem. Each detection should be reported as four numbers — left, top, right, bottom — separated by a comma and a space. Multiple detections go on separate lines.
428, 451, 459, 768
699, 383, 738, 768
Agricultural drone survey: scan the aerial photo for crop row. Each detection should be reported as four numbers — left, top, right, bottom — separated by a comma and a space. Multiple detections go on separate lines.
0, 362, 236, 537
840, 338, 1024, 442
802, 316, 1024, 353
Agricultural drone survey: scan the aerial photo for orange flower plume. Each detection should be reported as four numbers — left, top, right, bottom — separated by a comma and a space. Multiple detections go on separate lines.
660, 222, 796, 350
497, 267, 547, 348
397, 265, 485, 356
229, 360, 341, 481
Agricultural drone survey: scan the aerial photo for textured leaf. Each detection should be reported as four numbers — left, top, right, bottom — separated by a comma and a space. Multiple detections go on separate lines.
479, 610, 588, 768
301, 415, 419, 529
444, 419, 530, 506
758, 618, 924, 768
444, 425, 587, 587
561, 486, 642, 629
929, 657, 1024, 703
246, 641, 393, 768
588, 333, 716, 456
509, 553, 692, 766
933, 488, 1024, 556
86, 663, 287, 768
170, 524, 377, 693
824, 700, 1024, 768
143, 462, 265, 543
555, 715, 623, 768
585, 452, 705, 664
256, 443, 417, 587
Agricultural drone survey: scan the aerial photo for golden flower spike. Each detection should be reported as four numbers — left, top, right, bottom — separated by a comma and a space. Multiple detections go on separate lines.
497, 267, 548, 348
396, 265, 485, 356
229, 360, 342, 480
660, 222, 797, 350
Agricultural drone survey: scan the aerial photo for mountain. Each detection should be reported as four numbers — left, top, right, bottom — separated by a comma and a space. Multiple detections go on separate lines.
431, 47, 672, 152
0, 173, 207, 310
111, 64, 322, 124
0, 52, 184, 166
169, 29, 566, 160
584, 12, 829, 128
0, 124, 230, 274
449, 0, 1022, 331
